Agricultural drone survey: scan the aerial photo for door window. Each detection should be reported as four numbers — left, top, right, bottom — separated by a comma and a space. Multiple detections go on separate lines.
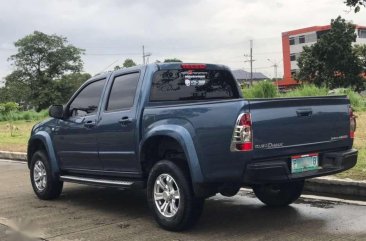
69, 78, 106, 117
105, 72, 140, 111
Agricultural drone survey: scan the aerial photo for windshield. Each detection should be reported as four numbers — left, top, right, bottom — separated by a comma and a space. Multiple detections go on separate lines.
150, 69, 240, 102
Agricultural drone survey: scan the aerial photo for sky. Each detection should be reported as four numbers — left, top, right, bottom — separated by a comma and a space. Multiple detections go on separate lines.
0, 0, 364, 83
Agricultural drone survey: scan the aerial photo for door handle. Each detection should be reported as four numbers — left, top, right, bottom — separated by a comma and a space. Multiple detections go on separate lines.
296, 109, 312, 117
119, 116, 132, 125
84, 120, 96, 128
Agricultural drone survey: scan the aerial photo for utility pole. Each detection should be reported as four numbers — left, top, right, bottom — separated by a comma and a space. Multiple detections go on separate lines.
142, 45, 152, 65
244, 40, 255, 86
250, 40, 253, 86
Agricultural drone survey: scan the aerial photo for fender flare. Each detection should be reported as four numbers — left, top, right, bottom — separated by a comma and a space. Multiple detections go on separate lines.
140, 124, 204, 183
28, 131, 60, 178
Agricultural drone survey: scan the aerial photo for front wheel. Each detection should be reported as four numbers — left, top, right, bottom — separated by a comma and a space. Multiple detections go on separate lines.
147, 160, 204, 231
30, 150, 63, 200
252, 180, 304, 207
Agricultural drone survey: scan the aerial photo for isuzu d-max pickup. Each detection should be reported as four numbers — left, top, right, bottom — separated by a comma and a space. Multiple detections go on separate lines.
28, 63, 357, 230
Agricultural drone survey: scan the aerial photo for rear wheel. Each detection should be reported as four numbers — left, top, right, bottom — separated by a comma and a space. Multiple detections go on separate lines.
252, 180, 304, 207
147, 160, 204, 231
30, 150, 63, 200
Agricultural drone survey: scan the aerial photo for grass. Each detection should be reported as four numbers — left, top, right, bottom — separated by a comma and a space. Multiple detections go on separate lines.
336, 111, 366, 180
0, 120, 39, 152
0, 111, 365, 180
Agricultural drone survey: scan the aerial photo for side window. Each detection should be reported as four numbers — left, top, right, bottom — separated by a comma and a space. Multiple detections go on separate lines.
69, 79, 106, 117
106, 72, 140, 111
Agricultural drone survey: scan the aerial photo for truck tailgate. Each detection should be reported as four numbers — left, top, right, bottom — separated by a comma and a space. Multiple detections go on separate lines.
249, 96, 352, 159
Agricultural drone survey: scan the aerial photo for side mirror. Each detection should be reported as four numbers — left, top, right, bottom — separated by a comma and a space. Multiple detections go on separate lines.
49, 105, 64, 119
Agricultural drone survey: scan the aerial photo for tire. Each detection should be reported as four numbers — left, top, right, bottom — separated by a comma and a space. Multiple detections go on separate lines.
147, 160, 204, 231
252, 180, 304, 207
30, 150, 63, 200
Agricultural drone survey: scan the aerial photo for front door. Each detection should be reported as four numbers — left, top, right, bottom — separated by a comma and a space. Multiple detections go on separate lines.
96, 72, 140, 174
53, 78, 106, 171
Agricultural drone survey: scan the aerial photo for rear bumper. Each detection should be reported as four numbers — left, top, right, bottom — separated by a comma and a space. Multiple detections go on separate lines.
242, 148, 358, 184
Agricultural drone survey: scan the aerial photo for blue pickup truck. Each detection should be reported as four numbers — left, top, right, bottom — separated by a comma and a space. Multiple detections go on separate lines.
28, 63, 357, 230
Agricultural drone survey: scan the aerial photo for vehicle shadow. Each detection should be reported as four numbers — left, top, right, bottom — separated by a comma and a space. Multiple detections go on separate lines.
56, 184, 327, 237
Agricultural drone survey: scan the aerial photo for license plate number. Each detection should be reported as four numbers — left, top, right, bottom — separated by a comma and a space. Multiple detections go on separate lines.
291, 153, 319, 174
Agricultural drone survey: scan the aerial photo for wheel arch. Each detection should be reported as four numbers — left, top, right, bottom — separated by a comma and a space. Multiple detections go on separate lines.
28, 131, 60, 178
140, 124, 204, 184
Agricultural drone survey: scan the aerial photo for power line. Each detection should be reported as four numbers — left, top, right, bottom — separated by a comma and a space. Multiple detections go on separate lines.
85, 52, 141, 56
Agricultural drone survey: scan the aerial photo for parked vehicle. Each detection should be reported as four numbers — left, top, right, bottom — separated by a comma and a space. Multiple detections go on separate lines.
28, 63, 357, 231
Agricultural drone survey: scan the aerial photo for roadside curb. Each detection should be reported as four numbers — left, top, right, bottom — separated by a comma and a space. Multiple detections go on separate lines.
1, 150, 365, 198
305, 176, 366, 198
0, 151, 26, 162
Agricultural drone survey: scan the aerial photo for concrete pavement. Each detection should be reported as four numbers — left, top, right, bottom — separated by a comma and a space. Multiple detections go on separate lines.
0, 159, 366, 241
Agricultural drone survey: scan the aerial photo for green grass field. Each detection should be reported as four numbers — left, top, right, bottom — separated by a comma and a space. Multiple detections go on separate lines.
336, 111, 366, 180
0, 113, 365, 180
0, 120, 38, 152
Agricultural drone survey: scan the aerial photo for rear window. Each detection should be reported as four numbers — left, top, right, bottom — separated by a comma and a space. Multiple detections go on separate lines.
150, 69, 240, 102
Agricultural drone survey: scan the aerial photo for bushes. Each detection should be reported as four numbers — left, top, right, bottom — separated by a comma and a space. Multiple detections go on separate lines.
242, 82, 366, 111
0, 109, 49, 122
329, 88, 366, 111
281, 84, 328, 97
242, 81, 277, 98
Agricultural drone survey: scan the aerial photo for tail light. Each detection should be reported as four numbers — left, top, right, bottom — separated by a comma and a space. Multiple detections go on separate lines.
230, 113, 253, 151
349, 106, 356, 139
181, 64, 206, 70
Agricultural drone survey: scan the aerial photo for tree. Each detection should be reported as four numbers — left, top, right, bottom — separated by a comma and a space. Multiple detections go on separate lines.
1, 70, 31, 107
7, 31, 84, 111
163, 58, 183, 63
114, 58, 137, 70
53, 73, 91, 104
122, 58, 137, 68
345, 0, 365, 12
296, 16, 364, 91
354, 44, 366, 70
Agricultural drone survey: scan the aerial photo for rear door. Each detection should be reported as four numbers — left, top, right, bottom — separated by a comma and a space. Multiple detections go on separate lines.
96, 71, 141, 174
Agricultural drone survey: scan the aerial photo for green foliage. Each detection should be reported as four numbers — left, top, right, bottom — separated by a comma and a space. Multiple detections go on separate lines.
6, 31, 85, 111
242, 83, 366, 111
123, 58, 137, 68
354, 44, 366, 70
344, 0, 365, 12
163, 58, 183, 63
53, 73, 91, 104
1, 70, 31, 105
0, 102, 20, 136
280, 85, 329, 97
296, 16, 364, 91
329, 88, 366, 111
242, 81, 277, 98
0, 109, 48, 122
114, 58, 137, 70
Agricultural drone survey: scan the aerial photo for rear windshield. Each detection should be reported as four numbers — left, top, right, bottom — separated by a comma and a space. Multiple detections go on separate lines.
150, 69, 240, 102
